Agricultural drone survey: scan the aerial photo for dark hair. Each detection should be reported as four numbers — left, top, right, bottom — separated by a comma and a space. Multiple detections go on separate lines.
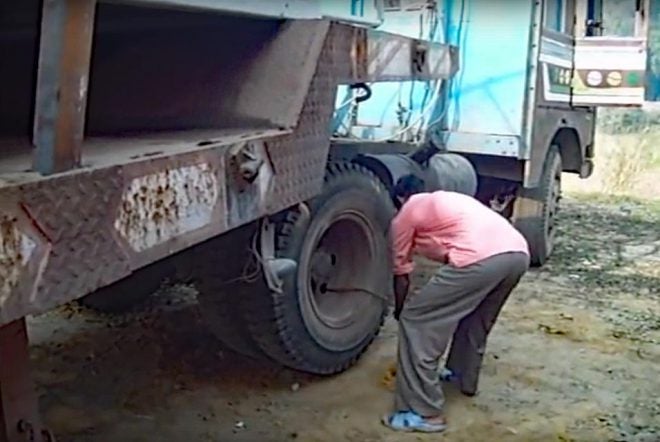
393, 174, 425, 205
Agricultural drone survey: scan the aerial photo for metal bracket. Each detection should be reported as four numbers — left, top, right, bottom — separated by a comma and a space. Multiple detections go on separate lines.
259, 219, 295, 294
258, 204, 310, 294
228, 142, 265, 191
412, 42, 429, 77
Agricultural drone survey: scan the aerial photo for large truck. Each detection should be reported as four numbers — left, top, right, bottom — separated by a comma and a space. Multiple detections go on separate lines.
0, 0, 652, 440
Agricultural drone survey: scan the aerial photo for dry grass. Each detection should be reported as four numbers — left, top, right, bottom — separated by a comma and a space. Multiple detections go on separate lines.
564, 130, 660, 199
599, 131, 652, 194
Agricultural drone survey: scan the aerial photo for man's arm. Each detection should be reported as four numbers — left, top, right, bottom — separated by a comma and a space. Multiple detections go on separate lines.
390, 201, 417, 320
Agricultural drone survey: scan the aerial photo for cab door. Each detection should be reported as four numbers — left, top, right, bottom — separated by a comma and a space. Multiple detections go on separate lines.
571, 0, 647, 106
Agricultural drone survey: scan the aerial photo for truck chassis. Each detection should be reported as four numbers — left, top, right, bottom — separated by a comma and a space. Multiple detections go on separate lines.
0, 1, 458, 439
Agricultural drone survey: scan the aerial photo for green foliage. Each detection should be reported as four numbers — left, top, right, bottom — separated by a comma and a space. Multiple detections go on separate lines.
597, 108, 660, 134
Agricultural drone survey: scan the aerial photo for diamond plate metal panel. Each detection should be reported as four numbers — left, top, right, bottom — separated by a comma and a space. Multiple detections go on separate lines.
20, 168, 131, 317
0, 20, 457, 325
0, 191, 51, 326
114, 148, 229, 270
265, 24, 353, 214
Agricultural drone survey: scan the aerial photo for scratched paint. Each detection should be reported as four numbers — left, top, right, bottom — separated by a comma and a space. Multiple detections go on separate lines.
115, 163, 219, 252
0, 215, 36, 307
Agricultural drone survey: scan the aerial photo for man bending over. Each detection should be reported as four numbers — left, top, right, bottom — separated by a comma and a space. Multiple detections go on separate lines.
383, 174, 530, 433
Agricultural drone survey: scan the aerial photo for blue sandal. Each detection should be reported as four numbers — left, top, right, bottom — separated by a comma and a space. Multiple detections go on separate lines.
381, 411, 447, 433
439, 367, 458, 382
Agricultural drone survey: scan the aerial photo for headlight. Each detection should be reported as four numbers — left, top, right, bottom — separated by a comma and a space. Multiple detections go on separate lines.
586, 70, 603, 86
606, 71, 623, 87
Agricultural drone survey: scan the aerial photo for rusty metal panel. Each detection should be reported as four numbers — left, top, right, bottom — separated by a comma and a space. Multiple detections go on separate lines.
113, 147, 228, 270
116, 161, 220, 254
363, 29, 458, 82
326, 24, 458, 84
265, 25, 349, 213
33, 0, 96, 175
231, 20, 330, 130
0, 19, 458, 325
0, 132, 291, 325
19, 168, 131, 319
0, 192, 51, 328
311, 23, 459, 85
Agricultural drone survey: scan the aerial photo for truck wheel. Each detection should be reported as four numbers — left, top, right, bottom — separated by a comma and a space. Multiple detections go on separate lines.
194, 224, 267, 359
242, 162, 393, 374
514, 145, 562, 267
79, 262, 170, 313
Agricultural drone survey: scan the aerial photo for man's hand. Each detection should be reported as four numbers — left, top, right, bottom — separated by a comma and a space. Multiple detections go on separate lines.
393, 274, 410, 320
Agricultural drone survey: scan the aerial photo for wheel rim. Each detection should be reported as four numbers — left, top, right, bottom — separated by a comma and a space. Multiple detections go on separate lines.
298, 210, 384, 352
546, 171, 561, 253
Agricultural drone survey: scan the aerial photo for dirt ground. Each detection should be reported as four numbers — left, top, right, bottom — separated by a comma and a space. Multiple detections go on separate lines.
28, 195, 660, 442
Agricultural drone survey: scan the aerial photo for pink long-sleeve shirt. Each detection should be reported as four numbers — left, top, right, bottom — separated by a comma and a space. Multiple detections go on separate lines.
391, 191, 529, 275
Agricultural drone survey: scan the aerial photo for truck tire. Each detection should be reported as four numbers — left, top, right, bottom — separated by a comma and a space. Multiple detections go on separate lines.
79, 262, 170, 313
242, 162, 393, 374
193, 224, 267, 359
514, 145, 562, 267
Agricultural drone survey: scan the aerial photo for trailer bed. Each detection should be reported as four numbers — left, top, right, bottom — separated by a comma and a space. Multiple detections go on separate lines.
0, 129, 288, 181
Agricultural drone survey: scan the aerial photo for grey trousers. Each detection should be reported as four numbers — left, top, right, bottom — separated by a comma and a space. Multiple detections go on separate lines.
394, 252, 529, 416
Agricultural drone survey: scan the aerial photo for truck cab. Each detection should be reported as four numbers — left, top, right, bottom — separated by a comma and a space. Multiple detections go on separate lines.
331, 0, 649, 265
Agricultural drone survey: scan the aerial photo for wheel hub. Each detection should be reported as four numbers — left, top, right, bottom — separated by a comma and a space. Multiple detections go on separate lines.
310, 248, 335, 290
299, 211, 384, 350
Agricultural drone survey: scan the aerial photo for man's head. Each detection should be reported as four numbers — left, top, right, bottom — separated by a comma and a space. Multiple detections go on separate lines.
393, 174, 426, 208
